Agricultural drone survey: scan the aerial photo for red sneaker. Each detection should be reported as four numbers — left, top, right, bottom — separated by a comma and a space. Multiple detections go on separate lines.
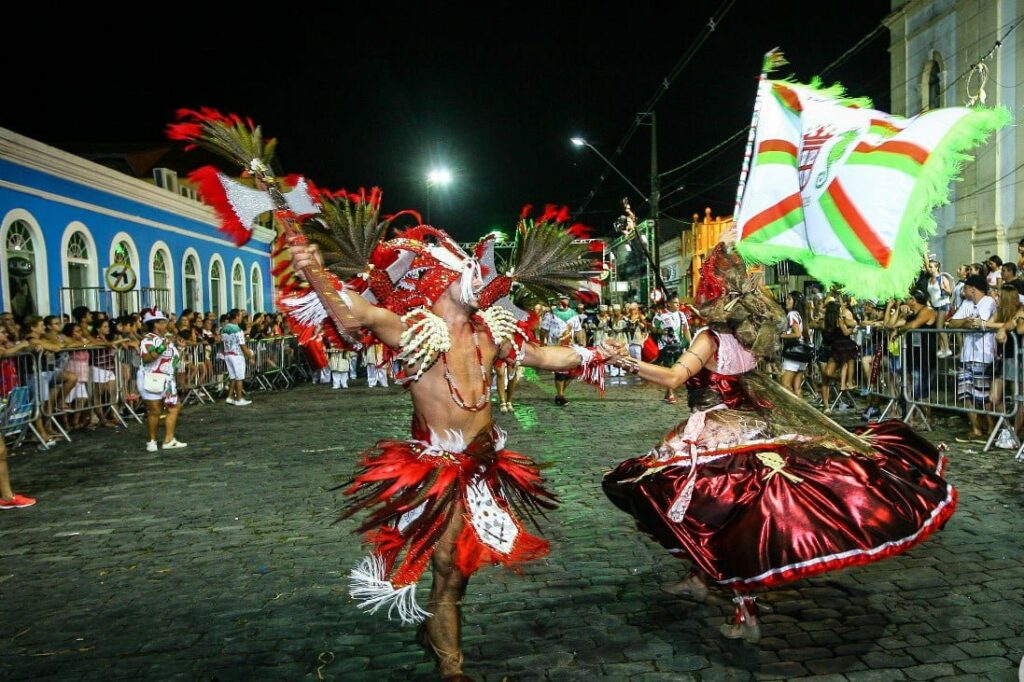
0, 494, 37, 509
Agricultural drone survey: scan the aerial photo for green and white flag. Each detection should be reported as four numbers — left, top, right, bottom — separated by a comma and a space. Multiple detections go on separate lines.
735, 78, 1010, 300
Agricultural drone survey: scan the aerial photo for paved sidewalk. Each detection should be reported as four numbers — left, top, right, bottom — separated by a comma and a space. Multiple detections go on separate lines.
0, 375, 1021, 680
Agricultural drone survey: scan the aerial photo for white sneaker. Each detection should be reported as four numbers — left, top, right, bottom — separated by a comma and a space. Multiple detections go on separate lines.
235, 398, 252, 406
146, 440, 158, 452
226, 398, 237, 405
162, 439, 188, 450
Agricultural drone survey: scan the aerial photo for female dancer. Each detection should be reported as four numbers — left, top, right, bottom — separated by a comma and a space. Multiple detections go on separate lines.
601, 242, 956, 643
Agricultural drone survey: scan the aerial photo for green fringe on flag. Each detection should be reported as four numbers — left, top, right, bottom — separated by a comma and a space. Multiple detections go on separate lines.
738, 105, 1011, 301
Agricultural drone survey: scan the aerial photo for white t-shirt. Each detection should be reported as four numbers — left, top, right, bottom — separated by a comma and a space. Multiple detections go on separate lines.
540, 311, 581, 346
654, 310, 689, 348
951, 296, 997, 363
786, 310, 803, 337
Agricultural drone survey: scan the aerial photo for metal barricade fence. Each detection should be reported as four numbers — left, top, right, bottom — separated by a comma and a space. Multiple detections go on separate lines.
116, 346, 144, 423
902, 327, 1019, 452
44, 345, 127, 437
253, 337, 290, 389
176, 343, 216, 405
0, 350, 43, 448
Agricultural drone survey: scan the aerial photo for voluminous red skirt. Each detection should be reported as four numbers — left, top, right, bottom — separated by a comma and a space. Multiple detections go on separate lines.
602, 419, 956, 591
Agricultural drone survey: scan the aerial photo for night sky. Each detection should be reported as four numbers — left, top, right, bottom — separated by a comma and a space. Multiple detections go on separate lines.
5, 2, 892, 241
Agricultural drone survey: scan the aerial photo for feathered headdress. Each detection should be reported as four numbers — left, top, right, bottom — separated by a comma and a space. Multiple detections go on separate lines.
697, 243, 785, 358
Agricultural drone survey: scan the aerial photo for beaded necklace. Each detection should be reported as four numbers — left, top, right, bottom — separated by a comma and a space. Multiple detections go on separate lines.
441, 329, 490, 411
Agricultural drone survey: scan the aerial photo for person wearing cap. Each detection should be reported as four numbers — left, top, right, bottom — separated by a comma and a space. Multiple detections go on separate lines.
540, 295, 583, 405
137, 308, 187, 452
948, 274, 998, 440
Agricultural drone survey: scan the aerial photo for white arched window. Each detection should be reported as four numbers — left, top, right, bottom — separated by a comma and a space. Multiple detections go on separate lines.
209, 257, 225, 315
183, 252, 201, 313
5, 220, 41, 319
64, 229, 97, 311
249, 264, 263, 313
231, 260, 246, 311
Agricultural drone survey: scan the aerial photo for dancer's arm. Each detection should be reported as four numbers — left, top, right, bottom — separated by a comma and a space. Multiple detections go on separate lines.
601, 332, 716, 390
519, 342, 597, 371
289, 241, 405, 347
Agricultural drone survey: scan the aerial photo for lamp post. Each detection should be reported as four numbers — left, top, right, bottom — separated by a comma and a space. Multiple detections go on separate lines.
425, 168, 452, 224
570, 138, 649, 203
572, 136, 667, 302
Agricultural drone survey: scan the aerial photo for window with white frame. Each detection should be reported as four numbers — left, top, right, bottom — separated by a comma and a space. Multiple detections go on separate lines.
210, 261, 223, 315
250, 266, 263, 313
6, 220, 39, 319
184, 255, 200, 311
232, 262, 245, 310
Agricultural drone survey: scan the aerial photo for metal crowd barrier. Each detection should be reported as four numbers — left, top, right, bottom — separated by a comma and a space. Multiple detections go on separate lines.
43, 345, 127, 438
0, 350, 44, 448
901, 327, 1020, 452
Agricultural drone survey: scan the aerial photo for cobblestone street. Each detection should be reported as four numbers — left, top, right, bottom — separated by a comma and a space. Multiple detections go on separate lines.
1, 373, 1022, 681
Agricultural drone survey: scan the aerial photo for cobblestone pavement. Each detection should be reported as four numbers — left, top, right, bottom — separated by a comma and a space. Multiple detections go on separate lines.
1, 373, 1022, 681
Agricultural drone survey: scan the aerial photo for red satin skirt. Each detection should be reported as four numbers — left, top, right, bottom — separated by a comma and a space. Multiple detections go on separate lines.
603, 419, 956, 591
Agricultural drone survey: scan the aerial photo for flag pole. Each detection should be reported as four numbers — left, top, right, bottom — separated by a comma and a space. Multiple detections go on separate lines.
732, 48, 788, 241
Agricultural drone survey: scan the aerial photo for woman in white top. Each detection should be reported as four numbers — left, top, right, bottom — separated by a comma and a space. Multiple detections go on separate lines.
926, 259, 953, 357
779, 291, 807, 398
137, 308, 187, 452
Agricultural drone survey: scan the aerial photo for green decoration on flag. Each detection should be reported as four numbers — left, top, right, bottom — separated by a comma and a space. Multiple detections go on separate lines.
735, 76, 1011, 301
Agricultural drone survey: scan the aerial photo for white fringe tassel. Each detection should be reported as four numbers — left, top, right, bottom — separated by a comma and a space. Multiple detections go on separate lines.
349, 554, 431, 625
280, 291, 328, 328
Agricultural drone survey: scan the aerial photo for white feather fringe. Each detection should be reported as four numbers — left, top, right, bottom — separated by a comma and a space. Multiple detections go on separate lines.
280, 291, 328, 328
349, 554, 431, 625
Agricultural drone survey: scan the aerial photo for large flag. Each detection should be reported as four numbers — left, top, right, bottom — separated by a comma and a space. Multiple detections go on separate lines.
735, 78, 1010, 300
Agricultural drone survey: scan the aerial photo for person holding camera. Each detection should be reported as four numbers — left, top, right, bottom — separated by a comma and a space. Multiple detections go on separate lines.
652, 296, 692, 404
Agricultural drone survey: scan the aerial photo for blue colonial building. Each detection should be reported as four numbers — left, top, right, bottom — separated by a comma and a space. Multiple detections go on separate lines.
0, 127, 274, 321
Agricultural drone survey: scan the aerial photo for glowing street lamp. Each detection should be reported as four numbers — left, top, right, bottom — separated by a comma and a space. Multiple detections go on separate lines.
426, 168, 452, 223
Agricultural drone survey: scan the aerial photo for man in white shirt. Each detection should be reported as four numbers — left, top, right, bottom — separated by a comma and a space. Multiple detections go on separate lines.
540, 296, 582, 405
652, 296, 692, 404
221, 308, 255, 406
948, 274, 997, 439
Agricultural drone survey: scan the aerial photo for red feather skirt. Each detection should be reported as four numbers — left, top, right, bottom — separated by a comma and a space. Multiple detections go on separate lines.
341, 421, 556, 623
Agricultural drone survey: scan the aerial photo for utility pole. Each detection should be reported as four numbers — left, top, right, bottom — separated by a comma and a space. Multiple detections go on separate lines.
649, 111, 661, 298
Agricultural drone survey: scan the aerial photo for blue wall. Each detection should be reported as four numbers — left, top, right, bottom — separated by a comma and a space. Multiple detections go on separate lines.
0, 154, 273, 318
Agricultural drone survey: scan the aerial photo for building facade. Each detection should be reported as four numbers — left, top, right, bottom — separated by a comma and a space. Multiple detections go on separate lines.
886, 0, 1022, 270
0, 127, 274, 321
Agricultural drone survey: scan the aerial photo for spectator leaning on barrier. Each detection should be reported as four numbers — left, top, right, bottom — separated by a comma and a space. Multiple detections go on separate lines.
138, 308, 187, 452
948, 274, 997, 441
221, 309, 254, 406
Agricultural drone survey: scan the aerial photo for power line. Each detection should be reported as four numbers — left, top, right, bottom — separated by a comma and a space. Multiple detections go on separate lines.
573, 0, 738, 218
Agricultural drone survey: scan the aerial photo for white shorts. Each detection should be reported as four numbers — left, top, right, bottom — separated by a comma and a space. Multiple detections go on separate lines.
781, 359, 808, 373
91, 367, 116, 384
225, 355, 247, 380
136, 369, 178, 405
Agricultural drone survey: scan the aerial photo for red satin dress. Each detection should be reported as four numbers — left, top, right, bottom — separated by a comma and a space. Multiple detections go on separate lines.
603, 330, 956, 592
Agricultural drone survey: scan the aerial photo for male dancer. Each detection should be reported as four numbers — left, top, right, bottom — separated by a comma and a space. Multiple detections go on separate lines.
289, 223, 603, 681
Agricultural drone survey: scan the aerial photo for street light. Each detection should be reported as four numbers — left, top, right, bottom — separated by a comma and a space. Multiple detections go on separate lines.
425, 168, 452, 224
569, 137, 648, 202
